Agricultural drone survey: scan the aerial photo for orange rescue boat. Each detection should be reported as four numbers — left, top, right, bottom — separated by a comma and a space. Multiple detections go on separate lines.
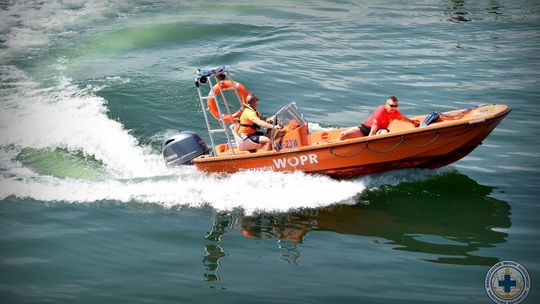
162, 66, 510, 179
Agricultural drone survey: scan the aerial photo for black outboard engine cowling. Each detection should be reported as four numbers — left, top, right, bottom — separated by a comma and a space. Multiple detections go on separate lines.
162, 131, 209, 166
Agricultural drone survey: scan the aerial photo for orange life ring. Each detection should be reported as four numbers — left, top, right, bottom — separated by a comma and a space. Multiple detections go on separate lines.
207, 80, 249, 123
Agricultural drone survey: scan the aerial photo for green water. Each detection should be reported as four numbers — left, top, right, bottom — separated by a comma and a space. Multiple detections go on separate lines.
1, 1, 539, 303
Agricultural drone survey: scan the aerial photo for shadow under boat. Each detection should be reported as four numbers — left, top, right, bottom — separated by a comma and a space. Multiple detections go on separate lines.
203, 170, 510, 280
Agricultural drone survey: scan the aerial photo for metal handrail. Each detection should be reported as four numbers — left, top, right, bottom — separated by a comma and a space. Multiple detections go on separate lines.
195, 66, 245, 156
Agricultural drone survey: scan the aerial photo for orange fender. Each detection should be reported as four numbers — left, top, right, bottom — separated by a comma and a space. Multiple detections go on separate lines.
207, 80, 248, 123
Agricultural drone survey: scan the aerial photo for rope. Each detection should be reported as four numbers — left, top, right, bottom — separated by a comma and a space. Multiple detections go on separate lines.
402, 130, 440, 147
330, 130, 441, 157
439, 104, 487, 118
366, 136, 404, 153
440, 127, 474, 138
329, 143, 367, 157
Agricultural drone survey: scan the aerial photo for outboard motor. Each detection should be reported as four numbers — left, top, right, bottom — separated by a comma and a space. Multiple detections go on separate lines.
162, 131, 209, 166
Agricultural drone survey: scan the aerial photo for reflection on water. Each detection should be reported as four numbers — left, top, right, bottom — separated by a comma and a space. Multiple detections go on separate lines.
447, 0, 472, 22
348, 172, 510, 265
203, 171, 510, 281
203, 213, 234, 281
203, 244, 227, 282
446, 0, 504, 22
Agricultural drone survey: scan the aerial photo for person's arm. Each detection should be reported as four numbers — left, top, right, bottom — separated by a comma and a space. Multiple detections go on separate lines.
368, 120, 379, 136
401, 116, 420, 127
265, 115, 276, 123
252, 117, 276, 129
367, 106, 385, 136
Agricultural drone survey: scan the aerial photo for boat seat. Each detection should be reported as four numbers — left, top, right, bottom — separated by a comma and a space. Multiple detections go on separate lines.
229, 124, 263, 151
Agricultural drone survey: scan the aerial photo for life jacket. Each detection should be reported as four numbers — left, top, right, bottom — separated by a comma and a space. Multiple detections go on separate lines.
238, 104, 261, 135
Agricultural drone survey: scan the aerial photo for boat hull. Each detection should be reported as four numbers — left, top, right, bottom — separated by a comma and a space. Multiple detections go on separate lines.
193, 104, 510, 178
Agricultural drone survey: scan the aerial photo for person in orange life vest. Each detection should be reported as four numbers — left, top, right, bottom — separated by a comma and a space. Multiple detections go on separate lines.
339, 96, 420, 140
237, 93, 282, 151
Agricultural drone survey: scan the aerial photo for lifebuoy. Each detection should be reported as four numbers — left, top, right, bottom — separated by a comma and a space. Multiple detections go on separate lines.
207, 80, 249, 123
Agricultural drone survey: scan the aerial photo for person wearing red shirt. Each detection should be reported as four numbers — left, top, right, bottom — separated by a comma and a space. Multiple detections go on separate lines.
339, 96, 419, 140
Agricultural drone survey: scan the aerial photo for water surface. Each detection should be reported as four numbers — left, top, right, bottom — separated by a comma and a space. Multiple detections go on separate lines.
1, 1, 539, 303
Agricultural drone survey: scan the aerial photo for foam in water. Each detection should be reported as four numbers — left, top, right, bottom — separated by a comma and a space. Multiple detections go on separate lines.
0, 62, 447, 214
0, 62, 373, 213
0, 168, 370, 215
0, 67, 166, 178
0, 0, 442, 214
0, 0, 113, 52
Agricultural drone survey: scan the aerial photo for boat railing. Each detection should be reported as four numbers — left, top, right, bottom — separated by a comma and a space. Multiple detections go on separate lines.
194, 66, 312, 156
194, 66, 243, 156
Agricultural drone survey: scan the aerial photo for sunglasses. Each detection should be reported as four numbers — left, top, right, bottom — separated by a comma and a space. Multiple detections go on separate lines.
387, 103, 398, 108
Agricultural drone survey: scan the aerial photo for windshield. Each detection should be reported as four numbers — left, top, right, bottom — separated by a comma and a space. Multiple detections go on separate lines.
274, 102, 308, 130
